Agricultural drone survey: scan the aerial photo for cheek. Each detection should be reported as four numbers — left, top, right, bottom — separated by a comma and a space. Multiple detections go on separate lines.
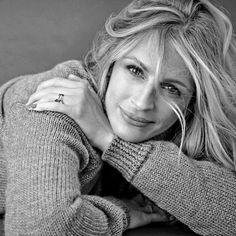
105, 82, 122, 110
159, 108, 177, 126
153, 101, 179, 129
105, 71, 131, 109
154, 96, 190, 132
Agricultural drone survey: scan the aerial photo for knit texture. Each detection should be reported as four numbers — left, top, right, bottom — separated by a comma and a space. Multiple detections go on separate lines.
0, 139, 6, 214
0, 60, 130, 236
102, 136, 236, 236
1, 60, 236, 236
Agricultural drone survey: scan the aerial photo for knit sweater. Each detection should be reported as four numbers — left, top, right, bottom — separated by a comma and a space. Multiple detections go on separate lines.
0, 60, 236, 236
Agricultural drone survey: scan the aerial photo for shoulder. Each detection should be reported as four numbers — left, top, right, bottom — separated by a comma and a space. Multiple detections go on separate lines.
1, 60, 93, 159
0, 60, 91, 130
0, 60, 98, 173
1, 60, 87, 108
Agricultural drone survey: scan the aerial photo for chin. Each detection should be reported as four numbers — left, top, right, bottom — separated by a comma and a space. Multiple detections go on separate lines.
112, 127, 149, 143
117, 134, 145, 143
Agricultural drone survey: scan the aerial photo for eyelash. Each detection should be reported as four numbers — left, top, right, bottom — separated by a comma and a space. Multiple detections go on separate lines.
126, 65, 144, 79
161, 83, 181, 96
126, 64, 181, 96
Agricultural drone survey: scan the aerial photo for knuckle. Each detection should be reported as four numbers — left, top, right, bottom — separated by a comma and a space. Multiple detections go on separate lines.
83, 79, 89, 85
50, 77, 61, 84
80, 78, 89, 86
39, 80, 48, 87
51, 77, 61, 85
81, 81, 88, 89
37, 78, 54, 90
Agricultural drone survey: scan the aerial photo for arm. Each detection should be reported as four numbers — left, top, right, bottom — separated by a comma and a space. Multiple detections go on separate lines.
2, 71, 128, 236
102, 136, 236, 236
0, 139, 6, 214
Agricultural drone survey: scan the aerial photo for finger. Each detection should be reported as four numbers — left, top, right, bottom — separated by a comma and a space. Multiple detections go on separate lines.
167, 215, 178, 225
26, 93, 55, 107
143, 204, 153, 214
69, 74, 97, 95
27, 101, 67, 113
148, 212, 169, 223
28, 93, 67, 105
134, 212, 169, 229
27, 94, 78, 109
26, 87, 79, 106
36, 75, 87, 92
68, 74, 80, 81
147, 205, 167, 215
132, 194, 145, 206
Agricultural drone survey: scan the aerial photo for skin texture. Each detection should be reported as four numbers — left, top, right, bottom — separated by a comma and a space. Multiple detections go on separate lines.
105, 40, 194, 143
26, 39, 194, 149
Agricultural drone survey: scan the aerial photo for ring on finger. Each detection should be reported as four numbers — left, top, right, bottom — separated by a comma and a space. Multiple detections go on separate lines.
54, 93, 64, 104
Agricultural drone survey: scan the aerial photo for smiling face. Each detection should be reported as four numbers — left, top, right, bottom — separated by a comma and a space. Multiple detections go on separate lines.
105, 38, 194, 143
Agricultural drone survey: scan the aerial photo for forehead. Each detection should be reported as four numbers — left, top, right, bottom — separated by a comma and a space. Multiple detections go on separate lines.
162, 43, 191, 78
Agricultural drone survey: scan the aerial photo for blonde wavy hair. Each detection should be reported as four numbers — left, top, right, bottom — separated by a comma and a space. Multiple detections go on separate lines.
84, 0, 236, 171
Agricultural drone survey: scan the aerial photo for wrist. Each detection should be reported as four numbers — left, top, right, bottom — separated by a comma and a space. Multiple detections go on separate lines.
100, 132, 114, 152
94, 132, 114, 152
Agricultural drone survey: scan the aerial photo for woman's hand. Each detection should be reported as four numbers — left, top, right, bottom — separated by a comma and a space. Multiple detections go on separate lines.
26, 74, 114, 151
123, 194, 173, 229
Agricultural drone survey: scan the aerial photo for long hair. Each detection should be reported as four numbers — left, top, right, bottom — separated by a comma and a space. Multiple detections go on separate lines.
84, 0, 236, 171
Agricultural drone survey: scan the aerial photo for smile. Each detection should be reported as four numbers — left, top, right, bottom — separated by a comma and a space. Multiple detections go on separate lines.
120, 107, 154, 127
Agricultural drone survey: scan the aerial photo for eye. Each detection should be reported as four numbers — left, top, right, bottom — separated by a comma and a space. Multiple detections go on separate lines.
126, 65, 144, 79
161, 82, 181, 96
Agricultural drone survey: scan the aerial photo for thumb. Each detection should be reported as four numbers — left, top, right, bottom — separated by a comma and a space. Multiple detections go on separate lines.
148, 212, 169, 223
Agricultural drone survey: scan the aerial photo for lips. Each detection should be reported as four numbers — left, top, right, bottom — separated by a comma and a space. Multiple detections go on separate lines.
120, 107, 154, 127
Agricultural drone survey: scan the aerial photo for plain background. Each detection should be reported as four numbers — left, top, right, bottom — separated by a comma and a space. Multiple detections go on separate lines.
0, 0, 235, 85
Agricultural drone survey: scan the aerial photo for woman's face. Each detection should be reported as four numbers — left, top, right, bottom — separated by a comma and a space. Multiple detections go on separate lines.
105, 40, 194, 142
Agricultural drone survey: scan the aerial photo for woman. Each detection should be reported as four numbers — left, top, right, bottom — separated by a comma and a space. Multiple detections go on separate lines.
1, 0, 236, 235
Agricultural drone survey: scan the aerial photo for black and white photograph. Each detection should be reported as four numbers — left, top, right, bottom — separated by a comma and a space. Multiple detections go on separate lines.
0, 0, 236, 235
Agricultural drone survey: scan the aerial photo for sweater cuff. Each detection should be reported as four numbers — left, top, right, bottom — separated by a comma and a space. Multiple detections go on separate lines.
105, 196, 131, 229
102, 136, 153, 182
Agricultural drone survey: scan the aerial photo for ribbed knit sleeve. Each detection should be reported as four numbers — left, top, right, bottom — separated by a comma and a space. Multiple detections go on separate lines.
0, 139, 6, 214
102, 136, 236, 236
1, 61, 129, 236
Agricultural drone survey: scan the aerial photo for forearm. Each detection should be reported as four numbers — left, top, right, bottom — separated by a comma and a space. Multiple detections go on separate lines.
0, 150, 6, 214
5, 169, 128, 236
102, 136, 236, 236
3, 80, 128, 236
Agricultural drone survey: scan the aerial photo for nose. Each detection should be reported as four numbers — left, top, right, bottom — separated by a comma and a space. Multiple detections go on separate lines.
131, 84, 156, 111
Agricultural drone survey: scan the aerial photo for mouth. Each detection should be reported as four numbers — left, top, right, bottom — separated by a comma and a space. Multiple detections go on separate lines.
120, 107, 154, 127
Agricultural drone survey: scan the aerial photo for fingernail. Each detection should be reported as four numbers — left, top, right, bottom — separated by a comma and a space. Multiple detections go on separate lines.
68, 74, 78, 79
26, 103, 37, 109
169, 215, 175, 221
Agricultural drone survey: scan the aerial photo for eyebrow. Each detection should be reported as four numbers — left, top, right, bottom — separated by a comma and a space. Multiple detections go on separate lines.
124, 56, 150, 73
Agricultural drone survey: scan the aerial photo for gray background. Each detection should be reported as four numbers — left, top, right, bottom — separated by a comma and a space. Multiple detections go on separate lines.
0, 0, 235, 85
